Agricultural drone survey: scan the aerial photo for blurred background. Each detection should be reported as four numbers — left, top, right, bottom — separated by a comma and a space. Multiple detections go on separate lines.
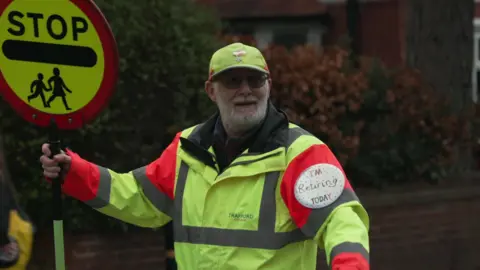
1, 0, 479, 269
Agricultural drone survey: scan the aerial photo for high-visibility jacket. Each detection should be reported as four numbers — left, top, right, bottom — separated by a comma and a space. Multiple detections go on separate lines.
0, 173, 34, 270
60, 106, 370, 270
5, 209, 34, 270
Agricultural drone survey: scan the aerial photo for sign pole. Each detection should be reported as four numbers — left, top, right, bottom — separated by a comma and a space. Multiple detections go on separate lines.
48, 119, 66, 270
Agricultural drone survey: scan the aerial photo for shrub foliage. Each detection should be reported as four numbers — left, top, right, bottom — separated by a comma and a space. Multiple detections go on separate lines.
264, 44, 470, 188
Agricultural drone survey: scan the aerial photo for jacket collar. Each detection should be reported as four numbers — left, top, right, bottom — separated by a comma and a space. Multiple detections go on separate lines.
185, 101, 290, 155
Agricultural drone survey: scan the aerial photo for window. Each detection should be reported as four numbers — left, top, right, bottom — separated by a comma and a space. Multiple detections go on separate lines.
477, 70, 480, 102
478, 37, 480, 62
273, 31, 308, 49
473, 19, 480, 102
253, 24, 324, 50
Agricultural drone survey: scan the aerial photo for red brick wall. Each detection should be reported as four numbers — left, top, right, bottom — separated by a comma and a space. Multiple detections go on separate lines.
359, 0, 405, 67
27, 180, 480, 270
28, 229, 167, 270
322, 3, 346, 45
325, 0, 406, 67
318, 179, 480, 270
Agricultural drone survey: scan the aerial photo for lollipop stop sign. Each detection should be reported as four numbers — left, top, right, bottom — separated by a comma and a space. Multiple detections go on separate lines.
0, 0, 119, 269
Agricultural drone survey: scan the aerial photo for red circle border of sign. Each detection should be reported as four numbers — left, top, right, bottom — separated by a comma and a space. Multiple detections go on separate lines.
0, 0, 119, 130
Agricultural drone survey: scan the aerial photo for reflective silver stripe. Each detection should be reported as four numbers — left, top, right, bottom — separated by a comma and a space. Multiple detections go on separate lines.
133, 166, 174, 217
230, 151, 282, 167
84, 166, 175, 217
286, 127, 312, 148
178, 225, 307, 249
174, 162, 309, 249
85, 165, 111, 209
301, 189, 359, 237
329, 242, 369, 265
258, 171, 280, 232
173, 162, 189, 243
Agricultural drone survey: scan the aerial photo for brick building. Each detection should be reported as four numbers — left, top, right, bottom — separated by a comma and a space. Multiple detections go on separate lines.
197, 0, 407, 67
201, 0, 477, 103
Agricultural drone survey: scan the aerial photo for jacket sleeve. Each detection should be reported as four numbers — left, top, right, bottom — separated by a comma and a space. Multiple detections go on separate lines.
59, 132, 181, 228
280, 143, 370, 270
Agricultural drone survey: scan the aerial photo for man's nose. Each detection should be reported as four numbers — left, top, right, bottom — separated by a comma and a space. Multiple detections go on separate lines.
237, 79, 252, 94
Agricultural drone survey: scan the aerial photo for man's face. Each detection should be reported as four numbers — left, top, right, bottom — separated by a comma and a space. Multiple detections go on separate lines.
205, 68, 271, 137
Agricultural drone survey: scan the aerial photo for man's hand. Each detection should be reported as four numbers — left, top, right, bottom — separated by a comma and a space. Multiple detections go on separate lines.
39, 143, 71, 179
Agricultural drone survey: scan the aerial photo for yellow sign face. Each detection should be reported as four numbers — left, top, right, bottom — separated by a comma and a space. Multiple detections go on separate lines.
0, 0, 105, 115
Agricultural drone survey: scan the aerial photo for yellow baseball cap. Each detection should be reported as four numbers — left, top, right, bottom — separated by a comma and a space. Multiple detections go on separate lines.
208, 42, 270, 80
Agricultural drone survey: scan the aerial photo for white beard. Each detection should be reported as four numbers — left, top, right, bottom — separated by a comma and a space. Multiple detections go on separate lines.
217, 95, 268, 137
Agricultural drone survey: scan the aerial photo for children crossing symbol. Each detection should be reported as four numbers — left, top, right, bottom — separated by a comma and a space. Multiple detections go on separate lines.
28, 68, 73, 110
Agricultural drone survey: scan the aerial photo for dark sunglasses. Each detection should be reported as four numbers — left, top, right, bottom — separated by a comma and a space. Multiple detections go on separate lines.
213, 74, 268, 89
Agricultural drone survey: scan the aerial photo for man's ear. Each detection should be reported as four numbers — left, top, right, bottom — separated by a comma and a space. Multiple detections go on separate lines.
205, 80, 216, 102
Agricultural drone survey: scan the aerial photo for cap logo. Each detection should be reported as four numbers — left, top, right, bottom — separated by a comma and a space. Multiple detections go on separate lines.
233, 50, 246, 62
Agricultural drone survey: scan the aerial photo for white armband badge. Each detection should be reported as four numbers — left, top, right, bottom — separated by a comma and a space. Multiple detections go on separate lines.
294, 163, 345, 209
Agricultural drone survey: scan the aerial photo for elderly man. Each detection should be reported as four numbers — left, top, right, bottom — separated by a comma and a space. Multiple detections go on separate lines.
40, 42, 370, 269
